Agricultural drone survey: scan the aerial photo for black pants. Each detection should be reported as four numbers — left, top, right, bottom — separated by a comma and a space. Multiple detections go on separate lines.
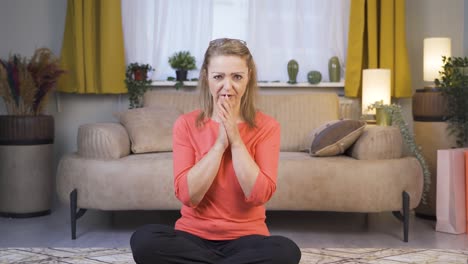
130, 224, 301, 264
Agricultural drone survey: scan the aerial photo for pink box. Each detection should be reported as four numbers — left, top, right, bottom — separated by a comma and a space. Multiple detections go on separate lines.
436, 149, 467, 234
465, 151, 468, 234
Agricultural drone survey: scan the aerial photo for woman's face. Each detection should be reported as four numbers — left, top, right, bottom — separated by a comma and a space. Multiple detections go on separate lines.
207, 55, 249, 109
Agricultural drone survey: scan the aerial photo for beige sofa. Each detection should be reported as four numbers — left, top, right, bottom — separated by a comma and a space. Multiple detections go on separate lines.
56, 91, 423, 241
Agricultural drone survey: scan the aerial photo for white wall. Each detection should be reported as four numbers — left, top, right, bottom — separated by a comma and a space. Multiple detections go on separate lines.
0, 0, 467, 173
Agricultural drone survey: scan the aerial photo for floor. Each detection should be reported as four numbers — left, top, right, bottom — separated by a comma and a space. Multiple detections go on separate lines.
2, 247, 468, 264
1, 201, 467, 250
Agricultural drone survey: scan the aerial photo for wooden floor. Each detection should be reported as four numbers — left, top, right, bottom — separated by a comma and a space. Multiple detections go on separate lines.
0, 202, 467, 249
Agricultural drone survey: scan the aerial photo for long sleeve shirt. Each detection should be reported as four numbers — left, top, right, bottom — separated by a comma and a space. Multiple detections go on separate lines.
172, 109, 281, 240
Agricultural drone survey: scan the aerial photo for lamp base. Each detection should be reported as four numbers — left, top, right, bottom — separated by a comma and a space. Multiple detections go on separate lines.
361, 114, 376, 125
375, 108, 392, 126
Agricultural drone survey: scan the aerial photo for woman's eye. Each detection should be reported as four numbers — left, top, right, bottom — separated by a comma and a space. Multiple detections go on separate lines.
234, 75, 243, 80
213, 75, 222, 80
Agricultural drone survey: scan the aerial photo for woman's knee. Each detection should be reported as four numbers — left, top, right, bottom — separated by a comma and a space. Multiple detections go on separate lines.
268, 236, 301, 264
130, 224, 174, 263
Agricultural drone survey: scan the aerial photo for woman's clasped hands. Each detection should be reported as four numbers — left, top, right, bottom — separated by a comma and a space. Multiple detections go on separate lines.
215, 94, 243, 151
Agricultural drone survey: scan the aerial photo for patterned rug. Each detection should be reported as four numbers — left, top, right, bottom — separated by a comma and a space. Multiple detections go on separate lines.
0, 247, 467, 263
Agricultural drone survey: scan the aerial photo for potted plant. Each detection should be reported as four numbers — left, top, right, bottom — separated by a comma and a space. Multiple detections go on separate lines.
124, 63, 154, 109
367, 101, 431, 205
435, 56, 468, 147
168, 51, 197, 82
0, 47, 65, 217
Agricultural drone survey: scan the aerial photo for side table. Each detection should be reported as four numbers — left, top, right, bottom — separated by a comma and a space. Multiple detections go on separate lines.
413, 121, 456, 219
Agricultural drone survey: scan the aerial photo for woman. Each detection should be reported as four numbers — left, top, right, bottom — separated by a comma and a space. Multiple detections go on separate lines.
130, 38, 301, 264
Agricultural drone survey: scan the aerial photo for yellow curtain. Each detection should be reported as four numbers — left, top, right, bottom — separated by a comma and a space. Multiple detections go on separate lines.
58, 0, 127, 94
345, 0, 411, 98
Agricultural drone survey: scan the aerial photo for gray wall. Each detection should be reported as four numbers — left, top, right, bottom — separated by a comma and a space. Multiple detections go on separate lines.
401, 0, 466, 129
466, 0, 468, 56
406, 0, 465, 90
0, 0, 66, 56
0, 0, 467, 193
0, 0, 127, 173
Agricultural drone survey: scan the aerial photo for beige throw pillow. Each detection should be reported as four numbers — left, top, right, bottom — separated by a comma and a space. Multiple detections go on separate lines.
118, 106, 182, 153
308, 119, 366, 157
347, 125, 403, 160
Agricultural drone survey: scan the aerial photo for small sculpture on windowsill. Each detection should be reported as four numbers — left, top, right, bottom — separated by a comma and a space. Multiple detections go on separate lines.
287, 59, 299, 84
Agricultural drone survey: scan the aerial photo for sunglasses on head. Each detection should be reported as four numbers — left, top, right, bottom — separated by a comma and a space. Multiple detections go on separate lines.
209, 38, 247, 47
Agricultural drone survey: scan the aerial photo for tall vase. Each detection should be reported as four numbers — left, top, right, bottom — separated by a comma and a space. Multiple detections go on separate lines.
287, 59, 299, 84
328, 56, 341, 82
0, 115, 54, 218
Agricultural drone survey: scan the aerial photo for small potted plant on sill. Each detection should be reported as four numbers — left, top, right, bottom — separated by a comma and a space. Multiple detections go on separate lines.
124, 63, 154, 109
168, 51, 197, 86
367, 101, 431, 204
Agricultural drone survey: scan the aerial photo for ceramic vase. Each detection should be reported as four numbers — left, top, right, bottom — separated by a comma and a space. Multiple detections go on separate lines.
287, 59, 299, 84
0, 115, 54, 218
328, 56, 341, 82
307, 71, 322, 84
375, 108, 392, 126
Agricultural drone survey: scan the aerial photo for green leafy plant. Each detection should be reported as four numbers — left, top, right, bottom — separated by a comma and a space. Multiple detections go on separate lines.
434, 56, 468, 88
367, 101, 431, 204
0, 48, 66, 115
434, 56, 468, 147
168, 51, 197, 71
168, 51, 197, 90
124, 63, 154, 109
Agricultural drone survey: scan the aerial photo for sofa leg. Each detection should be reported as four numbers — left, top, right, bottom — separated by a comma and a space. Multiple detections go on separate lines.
392, 191, 410, 242
70, 189, 88, 240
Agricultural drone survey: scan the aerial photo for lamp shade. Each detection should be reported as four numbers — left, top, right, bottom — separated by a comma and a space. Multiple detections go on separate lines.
423, 38, 451, 82
362, 69, 391, 114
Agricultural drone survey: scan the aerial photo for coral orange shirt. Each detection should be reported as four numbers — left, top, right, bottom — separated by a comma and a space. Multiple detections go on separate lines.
172, 110, 281, 240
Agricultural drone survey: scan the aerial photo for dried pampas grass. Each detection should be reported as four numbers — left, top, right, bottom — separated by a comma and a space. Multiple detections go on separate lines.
0, 48, 65, 115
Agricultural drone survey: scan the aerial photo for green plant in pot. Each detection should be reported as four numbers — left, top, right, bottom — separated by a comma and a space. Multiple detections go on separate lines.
434, 56, 468, 147
0, 47, 65, 217
124, 63, 154, 109
367, 101, 431, 204
168, 51, 196, 89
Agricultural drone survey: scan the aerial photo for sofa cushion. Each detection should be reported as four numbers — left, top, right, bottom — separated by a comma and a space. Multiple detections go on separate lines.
144, 91, 341, 151
347, 125, 403, 160
78, 123, 131, 159
307, 119, 366, 156
118, 106, 182, 154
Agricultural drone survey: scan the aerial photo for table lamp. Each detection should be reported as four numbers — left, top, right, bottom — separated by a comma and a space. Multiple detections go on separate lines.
362, 69, 391, 116
424, 37, 451, 87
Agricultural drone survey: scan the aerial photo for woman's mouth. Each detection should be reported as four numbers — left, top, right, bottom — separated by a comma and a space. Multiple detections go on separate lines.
219, 94, 233, 99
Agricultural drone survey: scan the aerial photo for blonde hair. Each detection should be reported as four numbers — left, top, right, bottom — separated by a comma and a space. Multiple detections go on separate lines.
196, 38, 258, 128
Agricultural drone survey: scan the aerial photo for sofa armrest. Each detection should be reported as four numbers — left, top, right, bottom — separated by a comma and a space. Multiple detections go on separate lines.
78, 123, 131, 159
347, 125, 403, 160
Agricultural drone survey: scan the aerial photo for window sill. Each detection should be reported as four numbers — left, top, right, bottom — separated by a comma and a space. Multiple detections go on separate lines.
150, 80, 345, 88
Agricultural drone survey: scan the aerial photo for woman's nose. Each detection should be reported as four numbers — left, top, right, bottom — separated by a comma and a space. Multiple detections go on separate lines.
222, 78, 233, 91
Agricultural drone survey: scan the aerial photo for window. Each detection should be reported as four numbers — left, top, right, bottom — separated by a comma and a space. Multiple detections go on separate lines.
122, 0, 350, 83
212, 0, 249, 40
